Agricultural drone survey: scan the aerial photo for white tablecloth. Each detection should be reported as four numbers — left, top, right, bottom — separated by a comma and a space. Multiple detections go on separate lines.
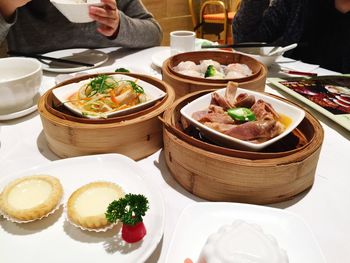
0, 46, 349, 263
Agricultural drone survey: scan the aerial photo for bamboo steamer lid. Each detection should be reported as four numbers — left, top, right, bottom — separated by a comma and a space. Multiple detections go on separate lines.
38, 72, 175, 160
162, 50, 267, 98
162, 90, 324, 204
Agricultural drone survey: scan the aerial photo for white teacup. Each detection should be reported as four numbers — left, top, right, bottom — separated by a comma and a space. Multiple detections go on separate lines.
0, 57, 42, 114
170, 31, 196, 56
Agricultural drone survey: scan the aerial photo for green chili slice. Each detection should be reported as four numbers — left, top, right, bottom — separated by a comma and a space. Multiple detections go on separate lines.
227, 107, 256, 122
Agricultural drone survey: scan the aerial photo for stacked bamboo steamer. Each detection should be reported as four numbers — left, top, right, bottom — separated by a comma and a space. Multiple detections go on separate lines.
162, 50, 267, 98
161, 90, 324, 204
38, 72, 175, 160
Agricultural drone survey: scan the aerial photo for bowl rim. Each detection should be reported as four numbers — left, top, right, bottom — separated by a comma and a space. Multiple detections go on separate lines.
0, 57, 42, 84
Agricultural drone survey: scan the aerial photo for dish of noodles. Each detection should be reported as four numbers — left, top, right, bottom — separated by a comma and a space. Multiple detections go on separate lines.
180, 82, 305, 151
53, 74, 166, 119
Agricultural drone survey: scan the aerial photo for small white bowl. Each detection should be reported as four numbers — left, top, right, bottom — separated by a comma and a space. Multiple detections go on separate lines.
180, 88, 305, 151
234, 47, 282, 67
0, 57, 42, 114
53, 74, 166, 119
50, 0, 103, 23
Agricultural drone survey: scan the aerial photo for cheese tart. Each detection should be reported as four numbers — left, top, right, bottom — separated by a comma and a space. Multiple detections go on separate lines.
67, 182, 124, 229
0, 175, 63, 221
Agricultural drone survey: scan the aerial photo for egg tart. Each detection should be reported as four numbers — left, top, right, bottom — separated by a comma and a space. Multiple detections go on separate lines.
67, 182, 124, 229
0, 175, 63, 221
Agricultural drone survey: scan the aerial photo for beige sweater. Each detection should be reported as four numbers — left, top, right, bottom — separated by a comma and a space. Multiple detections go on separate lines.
0, 0, 162, 53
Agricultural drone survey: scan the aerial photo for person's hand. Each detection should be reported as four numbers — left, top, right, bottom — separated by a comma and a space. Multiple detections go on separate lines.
335, 0, 350, 13
0, 0, 31, 20
89, 0, 120, 37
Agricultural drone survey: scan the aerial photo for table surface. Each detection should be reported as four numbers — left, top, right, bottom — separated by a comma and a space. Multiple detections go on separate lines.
0, 46, 349, 263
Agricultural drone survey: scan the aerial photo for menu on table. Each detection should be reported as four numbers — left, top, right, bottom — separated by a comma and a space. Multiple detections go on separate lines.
269, 75, 350, 131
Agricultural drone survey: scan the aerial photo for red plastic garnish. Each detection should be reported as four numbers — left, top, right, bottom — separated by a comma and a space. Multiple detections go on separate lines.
121, 221, 147, 243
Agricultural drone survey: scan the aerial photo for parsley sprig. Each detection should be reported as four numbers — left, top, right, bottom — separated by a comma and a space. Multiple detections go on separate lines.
105, 194, 149, 225
86, 75, 118, 96
125, 80, 144, 94
115, 67, 130, 73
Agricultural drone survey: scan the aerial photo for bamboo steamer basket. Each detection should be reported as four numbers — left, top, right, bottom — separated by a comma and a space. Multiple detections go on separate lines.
38, 72, 175, 160
162, 50, 267, 98
162, 90, 324, 204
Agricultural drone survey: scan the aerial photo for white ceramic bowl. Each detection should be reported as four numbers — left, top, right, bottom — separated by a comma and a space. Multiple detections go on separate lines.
234, 47, 282, 67
0, 57, 42, 114
50, 0, 103, 23
181, 87, 305, 151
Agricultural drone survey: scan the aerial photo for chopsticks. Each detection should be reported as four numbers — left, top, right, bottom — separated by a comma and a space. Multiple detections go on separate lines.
201, 42, 276, 49
7, 51, 95, 67
281, 69, 318, 77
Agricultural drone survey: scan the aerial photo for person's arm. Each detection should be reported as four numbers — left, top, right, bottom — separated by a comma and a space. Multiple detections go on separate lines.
233, 0, 295, 45
0, 0, 30, 42
90, 0, 162, 48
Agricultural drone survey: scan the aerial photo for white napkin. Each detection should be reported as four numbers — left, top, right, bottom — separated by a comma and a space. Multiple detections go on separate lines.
276, 56, 320, 72
278, 60, 320, 72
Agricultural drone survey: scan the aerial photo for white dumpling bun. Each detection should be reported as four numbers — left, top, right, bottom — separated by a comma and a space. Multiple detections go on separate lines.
178, 70, 203, 78
174, 61, 199, 72
199, 59, 221, 73
224, 63, 253, 77
225, 70, 246, 79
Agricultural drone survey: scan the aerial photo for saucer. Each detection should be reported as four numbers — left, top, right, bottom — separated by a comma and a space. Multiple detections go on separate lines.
0, 93, 40, 121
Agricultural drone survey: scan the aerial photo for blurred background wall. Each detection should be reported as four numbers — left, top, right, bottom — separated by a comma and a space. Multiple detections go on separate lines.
142, 0, 193, 46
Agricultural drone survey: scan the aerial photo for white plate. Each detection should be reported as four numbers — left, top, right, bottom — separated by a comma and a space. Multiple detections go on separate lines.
180, 87, 305, 151
151, 49, 171, 68
166, 202, 325, 263
151, 39, 215, 68
0, 154, 165, 263
0, 93, 40, 121
52, 74, 166, 119
40, 48, 109, 73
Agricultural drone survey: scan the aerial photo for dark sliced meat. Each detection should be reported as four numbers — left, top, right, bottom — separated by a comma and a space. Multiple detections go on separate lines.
192, 110, 208, 121
251, 99, 280, 121
208, 105, 225, 114
211, 92, 234, 110
223, 120, 284, 142
198, 112, 235, 124
235, 93, 256, 108
203, 122, 237, 133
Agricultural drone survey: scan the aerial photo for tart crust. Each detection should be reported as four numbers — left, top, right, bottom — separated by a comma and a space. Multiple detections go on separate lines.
0, 175, 63, 221
67, 182, 124, 229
